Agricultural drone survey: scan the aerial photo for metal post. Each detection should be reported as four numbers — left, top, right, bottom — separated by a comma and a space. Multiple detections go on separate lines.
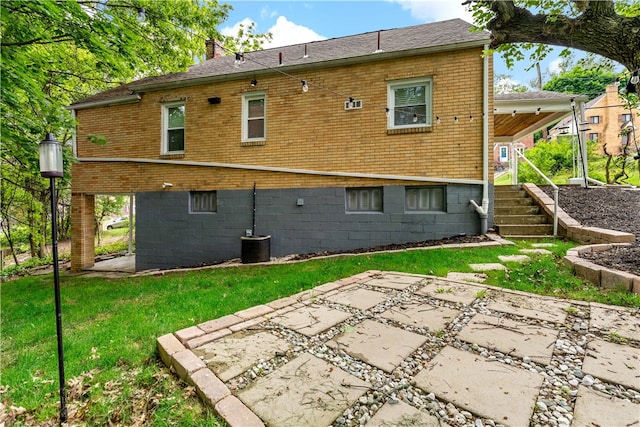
50, 177, 67, 424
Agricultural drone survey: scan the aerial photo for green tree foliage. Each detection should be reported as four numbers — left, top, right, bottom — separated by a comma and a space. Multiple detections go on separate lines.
543, 56, 619, 98
517, 137, 597, 184
1, 0, 269, 260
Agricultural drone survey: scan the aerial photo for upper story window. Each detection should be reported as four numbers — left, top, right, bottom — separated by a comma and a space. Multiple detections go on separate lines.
243, 92, 266, 142
588, 115, 600, 124
162, 102, 185, 153
387, 77, 432, 129
346, 187, 383, 213
621, 113, 632, 122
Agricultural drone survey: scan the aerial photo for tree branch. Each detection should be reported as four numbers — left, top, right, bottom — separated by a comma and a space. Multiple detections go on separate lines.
486, 0, 640, 70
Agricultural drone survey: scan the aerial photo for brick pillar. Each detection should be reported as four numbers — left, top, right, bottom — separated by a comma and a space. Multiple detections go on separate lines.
71, 193, 95, 271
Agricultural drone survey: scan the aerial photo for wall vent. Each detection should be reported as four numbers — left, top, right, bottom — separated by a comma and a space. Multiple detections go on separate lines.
344, 99, 363, 110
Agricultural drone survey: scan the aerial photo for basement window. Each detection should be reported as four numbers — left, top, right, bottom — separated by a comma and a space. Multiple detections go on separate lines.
346, 187, 383, 213
190, 191, 217, 213
405, 186, 445, 212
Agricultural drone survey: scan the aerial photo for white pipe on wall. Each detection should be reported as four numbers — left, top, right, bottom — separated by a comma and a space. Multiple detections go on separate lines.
470, 44, 490, 234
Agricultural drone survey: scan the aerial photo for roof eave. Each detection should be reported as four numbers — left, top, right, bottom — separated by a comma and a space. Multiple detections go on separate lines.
68, 93, 141, 111
494, 95, 589, 114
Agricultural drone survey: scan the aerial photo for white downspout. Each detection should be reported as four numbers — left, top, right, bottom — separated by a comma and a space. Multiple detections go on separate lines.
470, 44, 490, 234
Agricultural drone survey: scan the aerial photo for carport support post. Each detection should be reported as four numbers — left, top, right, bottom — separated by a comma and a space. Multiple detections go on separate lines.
71, 193, 96, 271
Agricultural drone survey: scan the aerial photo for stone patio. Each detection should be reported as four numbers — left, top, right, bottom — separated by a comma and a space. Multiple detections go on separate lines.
158, 270, 640, 427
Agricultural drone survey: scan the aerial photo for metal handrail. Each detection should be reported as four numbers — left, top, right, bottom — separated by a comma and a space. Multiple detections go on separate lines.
512, 148, 558, 236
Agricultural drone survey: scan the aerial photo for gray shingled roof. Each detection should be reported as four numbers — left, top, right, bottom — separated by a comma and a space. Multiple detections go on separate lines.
71, 19, 489, 107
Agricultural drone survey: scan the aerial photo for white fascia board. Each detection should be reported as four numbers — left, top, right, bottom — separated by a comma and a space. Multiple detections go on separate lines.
67, 94, 141, 111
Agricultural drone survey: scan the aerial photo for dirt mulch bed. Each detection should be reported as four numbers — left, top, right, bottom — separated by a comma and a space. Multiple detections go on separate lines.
291, 234, 492, 260
540, 185, 640, 276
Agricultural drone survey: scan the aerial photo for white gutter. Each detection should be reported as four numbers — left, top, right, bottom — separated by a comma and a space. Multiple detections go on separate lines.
74, 156, 485, 186
67, 94, 141, 111
469, 44, 490, 234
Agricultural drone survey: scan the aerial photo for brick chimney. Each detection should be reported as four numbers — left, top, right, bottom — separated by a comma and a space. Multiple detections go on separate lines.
205, 39, 225, 60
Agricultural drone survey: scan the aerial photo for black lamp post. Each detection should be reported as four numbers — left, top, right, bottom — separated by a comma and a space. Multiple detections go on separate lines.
39, 133, 67, 424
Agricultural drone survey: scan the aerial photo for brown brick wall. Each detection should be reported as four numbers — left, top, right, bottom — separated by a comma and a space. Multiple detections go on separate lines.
584, 84, 639, 155
70, 193, 95, 270
73, 47, 494, 194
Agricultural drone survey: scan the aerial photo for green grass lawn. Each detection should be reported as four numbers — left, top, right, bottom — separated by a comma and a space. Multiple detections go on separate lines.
2, 240, 639, 425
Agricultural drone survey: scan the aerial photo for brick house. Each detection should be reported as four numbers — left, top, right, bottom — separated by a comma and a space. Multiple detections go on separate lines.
549, 83, 639, 155
69, 19, 495, 271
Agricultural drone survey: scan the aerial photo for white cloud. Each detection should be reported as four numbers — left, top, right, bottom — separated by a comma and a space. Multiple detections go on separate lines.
220, 17, 255, 38
222, 16, 325, 50
390, 0, 473, 23
548, 58, 563, 75
264, 16, 326, 48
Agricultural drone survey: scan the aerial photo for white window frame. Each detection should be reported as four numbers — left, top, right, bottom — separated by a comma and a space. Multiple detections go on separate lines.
405, 186, 446, 212
346, 187, 383, 213
162, 101, 185, 154
189, 191, 217, 214
242, 91, 266, 142
387, 77, 432, 130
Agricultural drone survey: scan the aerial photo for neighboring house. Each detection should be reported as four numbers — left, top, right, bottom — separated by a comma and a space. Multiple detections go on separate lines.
549, 83, 639, 155
69, 19, 495, 271
494, 135, 533, 171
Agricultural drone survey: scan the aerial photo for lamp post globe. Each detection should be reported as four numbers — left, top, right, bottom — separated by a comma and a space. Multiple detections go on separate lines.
39, 133, 64, 178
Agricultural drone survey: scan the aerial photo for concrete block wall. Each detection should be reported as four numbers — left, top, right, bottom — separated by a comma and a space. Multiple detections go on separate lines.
136, 184, 484, 270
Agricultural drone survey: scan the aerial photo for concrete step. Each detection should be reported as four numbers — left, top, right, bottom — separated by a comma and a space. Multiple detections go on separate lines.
502, 235, 556, 240
494, 197, 534, 206
494, 206, 541, 216
494, 214, 549, 225
495, 224, 555, 236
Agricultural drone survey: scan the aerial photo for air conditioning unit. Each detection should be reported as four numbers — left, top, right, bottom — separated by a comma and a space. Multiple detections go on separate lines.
344, 99, 363, 110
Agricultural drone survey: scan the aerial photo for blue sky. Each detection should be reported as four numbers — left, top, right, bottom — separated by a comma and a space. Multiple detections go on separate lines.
220, 0, 572, 88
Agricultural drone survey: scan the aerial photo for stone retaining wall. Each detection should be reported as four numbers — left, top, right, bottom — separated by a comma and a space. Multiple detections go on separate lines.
521, 184, 639, 294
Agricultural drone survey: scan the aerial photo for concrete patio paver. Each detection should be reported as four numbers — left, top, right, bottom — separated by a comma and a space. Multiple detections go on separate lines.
193, 330, 292, 382
368, 400, 444, 426
363, 272, 425, 290
381, 302, 460, 332
270, 304, 352, 336
158, 271, 640, 427
323, 286, 387, 311
582, 338, 640, 390
589, 303, 640, 341
327, 319, 427, 373
237, 352, 369, 427
413, 346, 543, 427
417, 278, 488, 305
457, 313, 558, 365
572, 385, 640, 427
487, 292, 569, 323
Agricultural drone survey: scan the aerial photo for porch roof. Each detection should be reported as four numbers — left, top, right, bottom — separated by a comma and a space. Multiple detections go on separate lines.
494, 91, 589, 143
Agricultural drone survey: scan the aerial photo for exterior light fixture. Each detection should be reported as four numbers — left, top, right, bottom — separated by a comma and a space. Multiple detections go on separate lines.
38, 133, 67, 424
250, 79, 257, 87
301, 80, 309, 92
